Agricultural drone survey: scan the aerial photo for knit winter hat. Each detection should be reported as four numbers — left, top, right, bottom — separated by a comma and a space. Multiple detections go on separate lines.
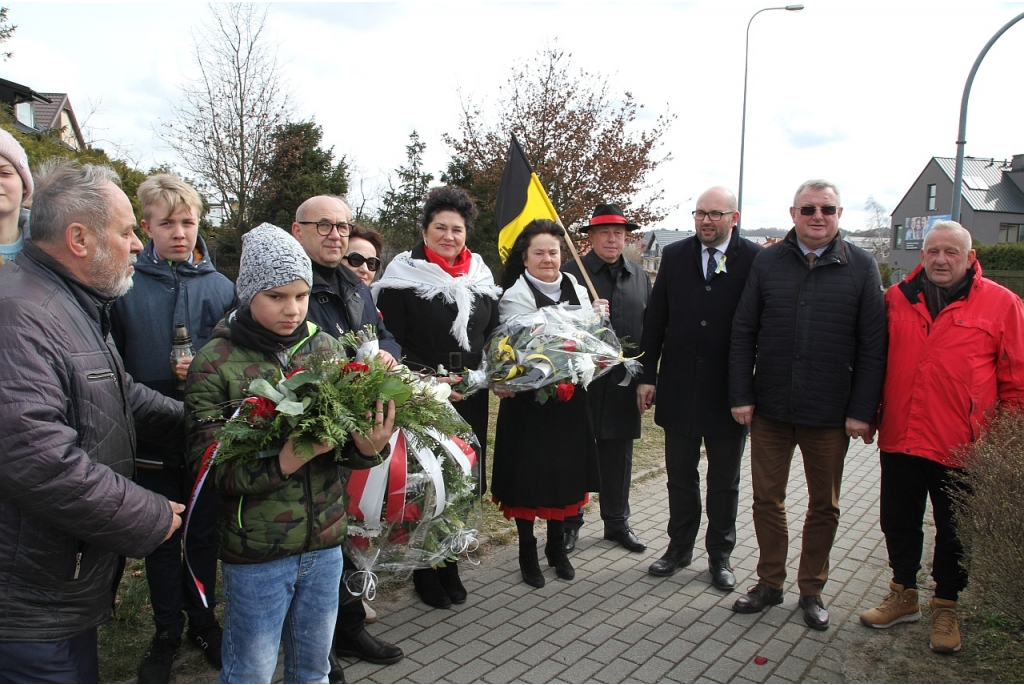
0, 128, 32, 202
236, 222, 313, 306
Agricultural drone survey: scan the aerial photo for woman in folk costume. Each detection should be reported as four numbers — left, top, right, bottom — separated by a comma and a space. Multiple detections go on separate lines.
373, 186, 502, 609
491, 219, 602, 588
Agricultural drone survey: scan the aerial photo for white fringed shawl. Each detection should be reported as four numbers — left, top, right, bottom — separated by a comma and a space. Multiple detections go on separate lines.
371, 251, 502, 352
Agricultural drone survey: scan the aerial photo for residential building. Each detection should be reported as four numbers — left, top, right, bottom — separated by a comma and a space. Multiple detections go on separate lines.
889, 155, 1024, 272
0, 77, 86, 150
640, 229, 693, 274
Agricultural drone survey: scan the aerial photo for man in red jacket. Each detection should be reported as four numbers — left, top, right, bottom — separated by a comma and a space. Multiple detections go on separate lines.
860, 220, 1024, 653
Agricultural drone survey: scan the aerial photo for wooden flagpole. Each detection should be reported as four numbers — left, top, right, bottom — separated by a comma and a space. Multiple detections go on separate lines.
555, 217, 599, 302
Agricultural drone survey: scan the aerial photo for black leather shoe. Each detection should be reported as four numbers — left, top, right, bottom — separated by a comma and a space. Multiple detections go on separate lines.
799, 594, 830, 631
732, 582, 784, 613
328, 652, 347, 683
334, 629, 404, 665
413, 568, 452, 609
604, 527, 646, 553
562, 528, 579, 553
648, 548, 693, 577
709, 558, 736, 592
437, 562, 467, 604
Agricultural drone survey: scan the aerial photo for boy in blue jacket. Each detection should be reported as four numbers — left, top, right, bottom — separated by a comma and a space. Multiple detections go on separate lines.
111, 174, 236, 682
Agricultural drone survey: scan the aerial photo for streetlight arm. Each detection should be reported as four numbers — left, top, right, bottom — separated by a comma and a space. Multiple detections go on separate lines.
951, 11, 1024, 222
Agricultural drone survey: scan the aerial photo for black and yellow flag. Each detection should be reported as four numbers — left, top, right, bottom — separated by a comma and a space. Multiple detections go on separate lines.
495, 135, 560, 263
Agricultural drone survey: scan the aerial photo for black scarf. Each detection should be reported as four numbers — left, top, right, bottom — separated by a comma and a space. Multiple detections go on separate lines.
920, 269, 974, 320
229, 306, 310, 357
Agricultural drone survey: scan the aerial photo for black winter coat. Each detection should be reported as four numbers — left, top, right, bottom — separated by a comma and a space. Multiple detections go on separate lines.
562, 251, 651, 439
0, 244, 180, 641
306, 263, 401, 358
639, 231, 761, 437
728, 230, 887, 428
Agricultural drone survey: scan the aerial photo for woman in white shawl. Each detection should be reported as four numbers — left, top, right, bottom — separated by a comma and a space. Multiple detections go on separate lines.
373, 186, 501, 610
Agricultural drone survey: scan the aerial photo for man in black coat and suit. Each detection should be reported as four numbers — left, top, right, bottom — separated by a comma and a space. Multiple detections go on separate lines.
637, 187, 761, 591
562, 204, 652, 553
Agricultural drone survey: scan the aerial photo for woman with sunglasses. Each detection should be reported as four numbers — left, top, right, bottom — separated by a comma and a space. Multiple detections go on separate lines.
341, 225, 384, 287
373, 186, 502, 610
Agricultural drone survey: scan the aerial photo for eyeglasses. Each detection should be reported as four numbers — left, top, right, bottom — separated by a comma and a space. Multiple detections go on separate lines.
297, 220, 354, 236
692, 210, 732, 221
797, 205, 839, 216
343, 253, 380, 271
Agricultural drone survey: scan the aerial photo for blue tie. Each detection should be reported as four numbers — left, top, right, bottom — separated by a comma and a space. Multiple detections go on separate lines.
706, 248, 717, 281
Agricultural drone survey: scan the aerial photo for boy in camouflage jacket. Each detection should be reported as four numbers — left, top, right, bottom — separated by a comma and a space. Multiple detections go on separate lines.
185, 224, 395, 683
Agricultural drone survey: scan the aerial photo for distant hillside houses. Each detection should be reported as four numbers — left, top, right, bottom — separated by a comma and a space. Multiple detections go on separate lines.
639, 227, 788, 274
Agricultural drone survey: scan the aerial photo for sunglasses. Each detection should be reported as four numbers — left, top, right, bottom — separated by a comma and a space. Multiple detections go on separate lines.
343, 253, 380, 271
798, 205, 839, 216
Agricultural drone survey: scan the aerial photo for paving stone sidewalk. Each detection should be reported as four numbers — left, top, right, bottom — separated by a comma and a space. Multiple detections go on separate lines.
337, 439, 897, 684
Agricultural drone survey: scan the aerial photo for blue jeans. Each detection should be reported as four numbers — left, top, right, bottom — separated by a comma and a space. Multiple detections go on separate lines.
221, 547, 343, 684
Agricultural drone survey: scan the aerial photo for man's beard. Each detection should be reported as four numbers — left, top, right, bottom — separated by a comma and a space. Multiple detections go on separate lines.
88, 240, 136, 298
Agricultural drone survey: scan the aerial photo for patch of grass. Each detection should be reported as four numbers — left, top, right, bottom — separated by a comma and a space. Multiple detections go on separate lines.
885, 599, 1024, 684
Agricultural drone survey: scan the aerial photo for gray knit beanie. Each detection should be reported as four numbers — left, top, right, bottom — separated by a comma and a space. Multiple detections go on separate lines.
0, 128, 32, 201
236, 222, 313, 306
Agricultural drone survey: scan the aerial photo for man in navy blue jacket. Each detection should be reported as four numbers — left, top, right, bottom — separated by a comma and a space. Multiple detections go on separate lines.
289, 194, 404, 681
111, 174, 236, 682
638, 187, 761, 592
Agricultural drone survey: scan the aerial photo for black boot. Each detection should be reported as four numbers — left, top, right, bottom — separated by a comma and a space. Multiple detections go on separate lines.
516, 517, 545, 588
437, 561, 467, 604
413, 568, 452, 609
544, 541, 575, 580
519, 539, 545, 588
545, 520, 574, 580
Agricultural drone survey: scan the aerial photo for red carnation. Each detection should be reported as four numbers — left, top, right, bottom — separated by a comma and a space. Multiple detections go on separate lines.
348, 535, 370, 551
556, 382, 575, 402
248, 396, 278, 422
562, 339, 577, 352
402, 503, 421, 522
343, 362, 370, 374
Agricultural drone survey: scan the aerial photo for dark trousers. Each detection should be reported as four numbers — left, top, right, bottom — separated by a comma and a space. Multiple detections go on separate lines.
565, 438, 633, 533
334, 552, 368, 639
0, 627, 98, 683
137, 466, 218, 634
880, 451, 968, 601
664, 430, 745, 560
750, 416, 849, 596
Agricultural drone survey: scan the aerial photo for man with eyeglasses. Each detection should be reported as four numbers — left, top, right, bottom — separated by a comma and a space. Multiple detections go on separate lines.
728, 180, 886, 631
637, 187, 761, 592
288, 195, 403, 680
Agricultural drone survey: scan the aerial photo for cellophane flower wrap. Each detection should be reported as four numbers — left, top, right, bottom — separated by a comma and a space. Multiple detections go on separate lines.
342, 414, 483, 597
456, 304, 641, 404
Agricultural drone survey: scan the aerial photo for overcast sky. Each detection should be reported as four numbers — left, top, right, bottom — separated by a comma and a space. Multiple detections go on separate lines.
4, 2, 1024, 233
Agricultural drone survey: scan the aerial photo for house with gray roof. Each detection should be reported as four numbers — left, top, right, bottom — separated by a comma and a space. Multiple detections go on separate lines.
640, 228, 693, 274
0, 78, 85, 150
889, 154, 1024, 272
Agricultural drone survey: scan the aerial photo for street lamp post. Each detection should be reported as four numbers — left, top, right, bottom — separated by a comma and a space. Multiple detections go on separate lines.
950, 11, 1024, 222
737, 4, 804, 228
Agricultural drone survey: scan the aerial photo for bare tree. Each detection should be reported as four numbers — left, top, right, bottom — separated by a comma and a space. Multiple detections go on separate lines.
444, 44, 675, 247
158, 3, 289, 237
864, 195, 891, 263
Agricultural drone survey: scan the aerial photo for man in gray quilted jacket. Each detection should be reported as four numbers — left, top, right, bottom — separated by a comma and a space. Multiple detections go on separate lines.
0, 160, 184, 683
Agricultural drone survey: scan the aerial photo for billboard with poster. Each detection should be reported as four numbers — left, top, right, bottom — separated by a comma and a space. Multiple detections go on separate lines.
903, 214, 951, 250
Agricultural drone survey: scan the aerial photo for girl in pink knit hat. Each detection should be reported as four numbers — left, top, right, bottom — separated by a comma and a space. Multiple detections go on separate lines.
0, 128, 32, 264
